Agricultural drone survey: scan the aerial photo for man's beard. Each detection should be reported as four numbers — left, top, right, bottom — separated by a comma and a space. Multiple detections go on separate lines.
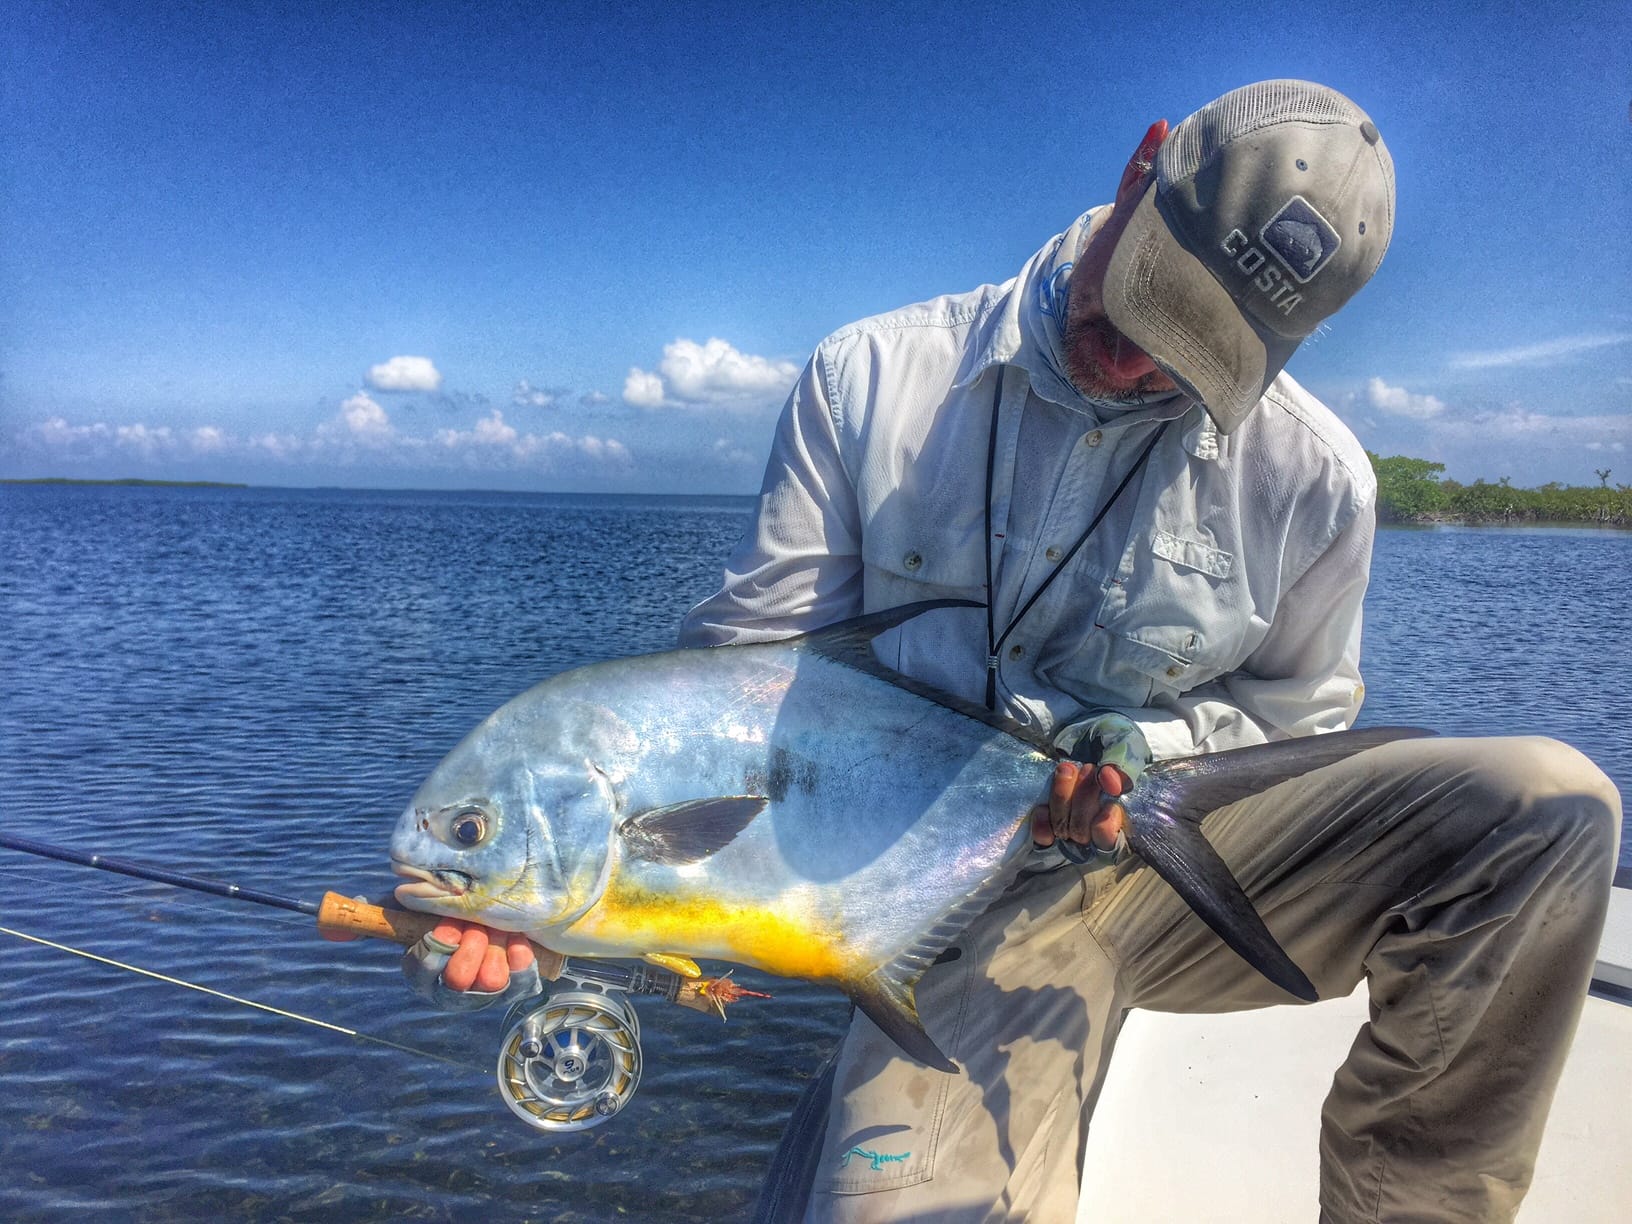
1061, 314, 1176, 406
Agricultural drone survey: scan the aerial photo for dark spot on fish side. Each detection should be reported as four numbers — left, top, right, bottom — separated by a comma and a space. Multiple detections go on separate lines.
771, 747, 819, 802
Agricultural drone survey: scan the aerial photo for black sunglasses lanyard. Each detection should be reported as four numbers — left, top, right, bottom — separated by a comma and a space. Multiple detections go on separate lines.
982, 373, 1170, 711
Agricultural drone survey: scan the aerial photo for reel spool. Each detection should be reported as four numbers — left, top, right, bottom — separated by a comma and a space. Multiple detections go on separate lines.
497, 987, 643, 1132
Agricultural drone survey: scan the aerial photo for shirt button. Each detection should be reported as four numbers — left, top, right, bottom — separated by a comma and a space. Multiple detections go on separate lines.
1166, 664, 1183, 677
1008, 644, 1026, 660
1044, 546, 1062, 562
903, 551, 922, 571
1086, 430, 1103, 448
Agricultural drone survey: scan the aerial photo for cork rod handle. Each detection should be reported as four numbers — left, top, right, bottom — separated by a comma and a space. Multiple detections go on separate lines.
315, 891, 565, 979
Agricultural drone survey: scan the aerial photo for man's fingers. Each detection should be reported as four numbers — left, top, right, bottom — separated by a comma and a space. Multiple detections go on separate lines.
442, 924, 490, 992
474, 941, 511, 993
1031, 804, 1055, 847
505, 931, 535, 972
431, 918, 468, 946
1048, 761, 1082, 842
1097, 764, 1128, 798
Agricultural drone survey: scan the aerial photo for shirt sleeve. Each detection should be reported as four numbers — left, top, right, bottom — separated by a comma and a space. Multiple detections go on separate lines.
678, 351, 866, 647
1095, 502, 1375, 760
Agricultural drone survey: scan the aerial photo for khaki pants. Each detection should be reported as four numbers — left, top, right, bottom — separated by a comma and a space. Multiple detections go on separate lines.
760, 737, 1621, 1224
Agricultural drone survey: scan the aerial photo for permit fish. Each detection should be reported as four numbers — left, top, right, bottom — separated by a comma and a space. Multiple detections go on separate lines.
390, 601, 1423, 1071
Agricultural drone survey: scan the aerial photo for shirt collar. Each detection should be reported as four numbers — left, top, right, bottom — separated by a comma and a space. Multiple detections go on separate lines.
957, 209, 1213, 450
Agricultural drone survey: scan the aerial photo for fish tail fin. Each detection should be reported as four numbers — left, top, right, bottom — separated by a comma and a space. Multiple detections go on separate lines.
1125, 726, 1434, 1003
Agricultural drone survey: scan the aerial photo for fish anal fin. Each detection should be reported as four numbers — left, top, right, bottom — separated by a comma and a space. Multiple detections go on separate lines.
840, 821, 1030, 1074
618, 796, 766, 865
845, 966, 957, 1074
642, 952, 702, 979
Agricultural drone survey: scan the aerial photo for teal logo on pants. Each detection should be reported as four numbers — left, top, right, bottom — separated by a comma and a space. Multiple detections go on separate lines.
839, 1146, 910, 1172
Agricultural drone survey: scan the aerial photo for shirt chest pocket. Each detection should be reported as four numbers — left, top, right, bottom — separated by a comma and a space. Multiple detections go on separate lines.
860, 518, 987, 601
859, 516, 990, 686
1055, 529, 1247, 707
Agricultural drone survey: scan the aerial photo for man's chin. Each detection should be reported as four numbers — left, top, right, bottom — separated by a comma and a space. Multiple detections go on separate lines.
1063, 319, 1173, 404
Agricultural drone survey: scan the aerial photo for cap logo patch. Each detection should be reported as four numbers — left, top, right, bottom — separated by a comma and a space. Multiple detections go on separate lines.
1260, 196, 1340, 284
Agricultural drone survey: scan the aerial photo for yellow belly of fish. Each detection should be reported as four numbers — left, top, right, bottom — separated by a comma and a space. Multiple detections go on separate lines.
565, 880, 856, 984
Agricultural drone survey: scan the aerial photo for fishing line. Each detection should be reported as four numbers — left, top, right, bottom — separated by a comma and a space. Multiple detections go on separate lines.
0, 866, 313, 930
0, 924, 485, 1074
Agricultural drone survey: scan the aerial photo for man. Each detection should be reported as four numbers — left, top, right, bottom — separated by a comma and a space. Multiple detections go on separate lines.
411, 82, 1620, 1221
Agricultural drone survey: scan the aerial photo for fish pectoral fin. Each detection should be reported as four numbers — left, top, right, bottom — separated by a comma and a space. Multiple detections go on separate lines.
642, 952, 702, 979
618, 796, 767, 865
845, 966, 958, 1075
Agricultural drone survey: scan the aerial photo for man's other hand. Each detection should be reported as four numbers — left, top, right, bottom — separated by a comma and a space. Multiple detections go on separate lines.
1031, 760, 1130, 854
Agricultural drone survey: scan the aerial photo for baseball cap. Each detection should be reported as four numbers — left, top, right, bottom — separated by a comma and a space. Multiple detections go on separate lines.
1102, 80, 1395, 433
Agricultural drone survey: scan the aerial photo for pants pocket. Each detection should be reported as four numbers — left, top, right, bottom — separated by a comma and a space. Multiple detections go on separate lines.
811, 948, 975, 1195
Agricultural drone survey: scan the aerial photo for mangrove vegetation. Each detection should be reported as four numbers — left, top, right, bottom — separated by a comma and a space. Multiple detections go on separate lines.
1369, 453, 1630, 527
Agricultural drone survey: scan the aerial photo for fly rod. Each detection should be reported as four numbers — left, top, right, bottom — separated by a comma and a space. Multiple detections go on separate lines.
0, 830, 760, 1014
1, 831, 771, 1132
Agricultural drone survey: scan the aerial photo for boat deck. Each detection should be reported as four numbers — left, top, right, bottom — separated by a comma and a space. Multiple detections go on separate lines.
1080, 883, 1632, 1221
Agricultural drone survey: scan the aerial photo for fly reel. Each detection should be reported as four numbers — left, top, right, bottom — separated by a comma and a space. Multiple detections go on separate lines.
497, 986, 643, 1132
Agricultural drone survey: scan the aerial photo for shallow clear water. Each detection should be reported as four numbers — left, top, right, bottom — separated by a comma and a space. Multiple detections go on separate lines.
1, 486, 1627, 1221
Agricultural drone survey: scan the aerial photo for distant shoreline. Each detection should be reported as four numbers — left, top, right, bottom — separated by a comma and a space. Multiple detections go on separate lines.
1383, 512, 1631, 532
5, 477, 1627, 530
1, 477, 249, 489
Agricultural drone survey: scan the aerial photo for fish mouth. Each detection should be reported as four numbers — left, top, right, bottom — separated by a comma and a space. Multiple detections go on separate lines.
391, 859, 475, 903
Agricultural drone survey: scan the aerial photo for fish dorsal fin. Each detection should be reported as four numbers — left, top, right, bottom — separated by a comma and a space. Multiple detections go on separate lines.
618, 796, 767, 865
789, 600, 1060, 759
1123, 726, 1435, 1003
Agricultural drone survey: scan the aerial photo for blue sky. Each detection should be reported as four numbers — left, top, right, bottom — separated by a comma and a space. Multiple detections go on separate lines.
3, 1, 1629, 492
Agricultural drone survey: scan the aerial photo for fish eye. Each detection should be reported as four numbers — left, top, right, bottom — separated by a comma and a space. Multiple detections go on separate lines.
451, 809, 488, 847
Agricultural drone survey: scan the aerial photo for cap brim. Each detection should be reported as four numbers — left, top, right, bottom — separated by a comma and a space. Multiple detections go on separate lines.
1102, 185, 1299, 433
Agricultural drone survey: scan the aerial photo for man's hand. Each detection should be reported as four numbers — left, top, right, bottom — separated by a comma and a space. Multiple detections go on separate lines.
427, 918, 536, 992
400, 917, 542, 1010
1033, 712, 1150, 858
1031, 760, 1130, 854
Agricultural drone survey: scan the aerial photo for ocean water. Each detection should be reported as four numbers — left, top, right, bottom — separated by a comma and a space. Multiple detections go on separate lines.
0, 485, 1627, 1221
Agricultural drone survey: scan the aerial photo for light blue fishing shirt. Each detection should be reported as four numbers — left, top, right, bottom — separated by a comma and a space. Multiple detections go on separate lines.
679, 210, 1375, 761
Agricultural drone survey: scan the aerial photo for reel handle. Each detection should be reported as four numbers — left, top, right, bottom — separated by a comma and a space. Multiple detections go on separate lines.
315, 891, 566, 980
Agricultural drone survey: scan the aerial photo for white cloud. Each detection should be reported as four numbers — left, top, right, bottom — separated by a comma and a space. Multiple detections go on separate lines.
250, 431, 304, 460
512, 380, 559, 409
623, 367, 667, 408
581, 390, 612, 407
365, 355, 443, 392
1366, 377, 1445, 420
1448, 332, 1632, 371
190, 425, 227, 454
712, 437, 760, 468
623, 338, 800, 409
12, 400, 633, 478
339, 391, 392, 440
659, 337, 799, 402
1420, 406, 1630, 444
114, 423, 175, 456
30, 417, 111, 449
433, 410, 632, 469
